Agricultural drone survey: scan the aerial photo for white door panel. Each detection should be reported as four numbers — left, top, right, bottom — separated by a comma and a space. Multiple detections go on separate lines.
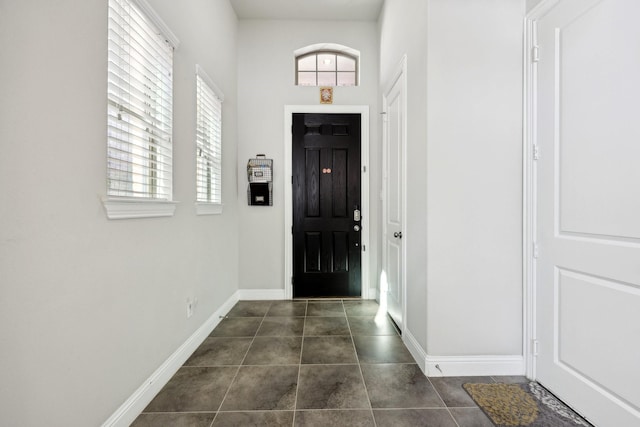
382, 58, 406, 330
535, 1, 640, 425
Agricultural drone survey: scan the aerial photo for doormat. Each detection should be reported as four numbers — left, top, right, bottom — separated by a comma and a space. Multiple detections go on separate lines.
463, 382, 591, 427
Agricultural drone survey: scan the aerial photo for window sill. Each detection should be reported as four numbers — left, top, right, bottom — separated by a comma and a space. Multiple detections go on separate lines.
102, 197, 178, 220
196, 202, 223, 215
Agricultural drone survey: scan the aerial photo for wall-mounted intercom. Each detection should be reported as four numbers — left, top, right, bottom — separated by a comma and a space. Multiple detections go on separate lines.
247, 154, 273, 206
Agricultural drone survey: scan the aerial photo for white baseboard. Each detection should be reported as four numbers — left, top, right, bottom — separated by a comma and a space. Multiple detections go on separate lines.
403, 328, 428, 372
424, 354, 525, 377
236, 288, 285, 300
401, 328, 524, 378
101, 293, 239, 427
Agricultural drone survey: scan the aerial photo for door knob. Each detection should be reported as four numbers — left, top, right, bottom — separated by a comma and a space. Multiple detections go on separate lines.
393, 231, 402, 238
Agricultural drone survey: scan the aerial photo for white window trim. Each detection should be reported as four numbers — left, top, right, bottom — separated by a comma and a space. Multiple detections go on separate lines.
294, 43, 361, 86
195, 64, 224, 102
103, 0, 180, 220
131, 0, 180, 49
195, 65, 224, 215
103, 197, 179, 220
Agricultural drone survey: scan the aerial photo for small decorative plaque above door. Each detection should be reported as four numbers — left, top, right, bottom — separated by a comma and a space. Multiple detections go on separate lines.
320, 87, 333, 104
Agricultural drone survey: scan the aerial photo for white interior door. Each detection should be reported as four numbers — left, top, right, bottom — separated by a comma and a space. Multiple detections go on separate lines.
382, 58, 406, 330
535, 1, 640, 425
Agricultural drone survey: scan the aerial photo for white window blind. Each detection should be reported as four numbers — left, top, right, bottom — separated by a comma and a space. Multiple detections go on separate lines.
195, 66, 223, 205
107, 0, 175, 200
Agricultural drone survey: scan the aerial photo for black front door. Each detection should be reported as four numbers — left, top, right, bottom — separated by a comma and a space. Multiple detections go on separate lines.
292, 113, 362, 297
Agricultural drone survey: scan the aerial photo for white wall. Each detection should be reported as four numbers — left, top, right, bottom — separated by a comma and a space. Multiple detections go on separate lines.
0, 1, 239, 425
426, 0, 524, 357
236, 20, 380, 295
379, 0, 525, 369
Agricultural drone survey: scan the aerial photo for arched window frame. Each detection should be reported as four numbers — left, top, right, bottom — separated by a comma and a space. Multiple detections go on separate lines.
294, 43, 360, 87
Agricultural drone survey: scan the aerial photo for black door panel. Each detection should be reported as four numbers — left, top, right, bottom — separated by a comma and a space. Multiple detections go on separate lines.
293, 113, 361, 297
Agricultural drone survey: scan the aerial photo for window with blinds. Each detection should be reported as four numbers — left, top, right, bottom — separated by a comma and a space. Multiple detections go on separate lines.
107, 0, 175, 200
195, 66, 223, 207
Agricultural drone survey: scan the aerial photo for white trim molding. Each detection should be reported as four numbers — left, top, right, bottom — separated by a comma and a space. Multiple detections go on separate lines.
101, 293, 239, 427
131, 0, 180, 49
102, 197, 178, 220
195, 64, 224, 102
403, 328, 427, 373
403, 327, 524, 378
283, 105, 371, 300
425, 355, 525, 377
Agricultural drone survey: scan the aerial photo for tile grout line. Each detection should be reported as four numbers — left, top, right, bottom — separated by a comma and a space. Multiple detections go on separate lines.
291, 299, 308, 427
209, 301, 272, 427
344, 299, 379, 427
425, 377, 462, 427
140, 300, 503, 426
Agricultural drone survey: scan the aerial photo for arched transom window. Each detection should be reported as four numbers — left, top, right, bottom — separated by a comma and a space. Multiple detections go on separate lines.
295, 44, 359, 87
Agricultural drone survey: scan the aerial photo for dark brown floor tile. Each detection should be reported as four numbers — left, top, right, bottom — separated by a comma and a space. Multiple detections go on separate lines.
353, 335, 414, 363
373, 409, 457, 427
226, 300, 271, 317
243, 336, 302, 365
347, 315, 398, 336
267, 301, 307, 317
430, 376, 490, 407
257, 317, 305, 336
304, 316, 350, 336
361, 364, 444, 408
296, 364, 369, 409
184, 337, 252, 366
143, 367, 236, 412
132, 413, 216, 427
491, 375, 529, 384
449, 408, 495, 427
220, 365, 298, 411
213, 411, 294, 426
306, 301, 345, 317
343, 300, 381, 316
209, 317, 261, 337
301, 336, 357, 364
294, 410, 375, 426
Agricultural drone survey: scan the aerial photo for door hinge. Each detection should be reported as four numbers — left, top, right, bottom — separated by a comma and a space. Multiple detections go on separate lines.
533, 243, 539, 259
291, 277, 294, 285
363, 244, 366, 252
291, 226, 293, 234
532, 46, 540, 63
532, 339, 539, 356
533, 144, 540, 160
363, 165, 367, 173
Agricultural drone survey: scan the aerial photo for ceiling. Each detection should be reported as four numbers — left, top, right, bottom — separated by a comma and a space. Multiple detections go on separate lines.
228, 0, 385, 21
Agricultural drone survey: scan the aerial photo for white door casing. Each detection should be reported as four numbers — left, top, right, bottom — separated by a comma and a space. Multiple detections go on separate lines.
532, 0, 640, 425
382, 56, 407, 331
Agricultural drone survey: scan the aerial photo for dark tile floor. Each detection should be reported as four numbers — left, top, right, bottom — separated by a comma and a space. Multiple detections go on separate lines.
132, 299, 523, 427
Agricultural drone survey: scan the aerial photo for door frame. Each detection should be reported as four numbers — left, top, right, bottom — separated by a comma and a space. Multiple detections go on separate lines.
284, 105, 370, 300
522, 0, 562, 380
